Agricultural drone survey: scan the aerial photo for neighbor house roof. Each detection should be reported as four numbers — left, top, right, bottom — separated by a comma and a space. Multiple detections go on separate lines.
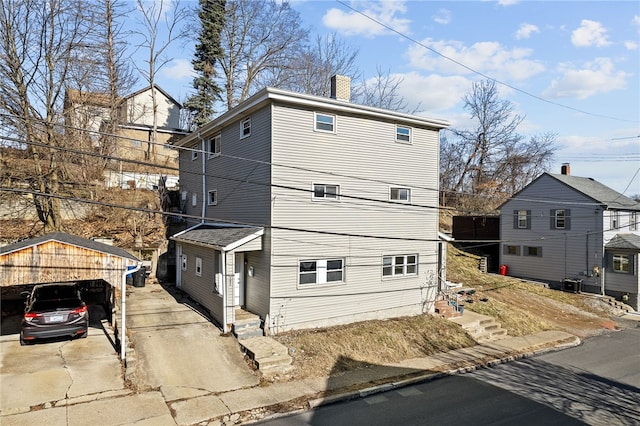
123, 83, 182, 108
0, 232, 138, 260
171, 223, 264, 251
175, 86, 450, 148
547, 173, 640, 210
605, 233, 640, 250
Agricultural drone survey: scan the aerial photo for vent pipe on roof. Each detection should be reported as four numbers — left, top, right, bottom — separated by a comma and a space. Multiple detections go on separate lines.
330, 75, 351, 101
561, 163, 571, 175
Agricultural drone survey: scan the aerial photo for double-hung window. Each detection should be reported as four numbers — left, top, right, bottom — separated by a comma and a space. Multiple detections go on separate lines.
382, 254, 418, 277
313, 183, 339, 200
390, 187, 411, 202
240, 117, 251, 139
550, 209, 570, 230
314, 112, 335, 133
631, 212, 638, 231
515, 210, 530, 229
299, 259, 344, 285
610, 211, 619, 230
612, 254, 629, 273
396, 125, 411, 143
208, 134, 221, 158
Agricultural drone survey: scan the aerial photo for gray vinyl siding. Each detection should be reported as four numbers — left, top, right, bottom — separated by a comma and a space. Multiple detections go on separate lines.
500, 174, 604, 286
603, 250, 639, 311
179, 243, 224, 325
244, 236, 271, 318
178, 140, 204, 225
267, 103, 440, 332
203, 107, 272, 225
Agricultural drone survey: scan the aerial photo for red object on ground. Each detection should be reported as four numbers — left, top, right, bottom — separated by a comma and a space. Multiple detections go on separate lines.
499, 265, 508, 276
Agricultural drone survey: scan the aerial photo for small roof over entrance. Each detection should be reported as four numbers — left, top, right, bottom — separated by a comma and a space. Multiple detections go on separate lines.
171, 223, 264, 252
606, 233, 640, 250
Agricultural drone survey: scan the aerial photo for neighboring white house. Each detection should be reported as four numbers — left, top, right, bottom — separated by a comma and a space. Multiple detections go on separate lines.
172, 75, 450, 334
499, 164, 640, 310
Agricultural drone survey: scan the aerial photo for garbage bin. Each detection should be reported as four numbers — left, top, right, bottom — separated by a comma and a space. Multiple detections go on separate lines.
133, 267, 146, 288
499, 265, 508, 276
126, 265, 135, 285
562, 278, 582, 293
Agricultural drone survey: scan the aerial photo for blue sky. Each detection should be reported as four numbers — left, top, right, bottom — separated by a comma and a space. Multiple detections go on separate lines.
146, 0, 640, 196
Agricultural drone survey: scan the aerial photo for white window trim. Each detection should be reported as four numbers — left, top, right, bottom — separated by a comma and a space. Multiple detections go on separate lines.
395, 125, 412, 144
181, 254, 187, 271
382, 254, 418, 278
207, 189, 218, 206
240, 117, 251, 139
610, 211, 619, 230
612, 254, 630, 273
517, 210, 528, 229
555, 209, 566, 229
207, 134, 221, 159
191, 193, 197, 207
191, 147, 199, 161
314, 112, 336, 133
312, 183, 340, 201
389, 186, 411, 203
298, 258, 345, 286
631, 212, 638, 231
195, 257, 202, 277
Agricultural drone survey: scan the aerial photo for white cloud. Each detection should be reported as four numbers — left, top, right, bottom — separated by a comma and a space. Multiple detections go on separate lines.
571, 19, 611, 47
394, 72, 469, 113
515, 23, 540, 39
633, 15, 640, 25
432, 8, 451, 25
498, 0, 519, 6
406, 38, 545, 81
159, 59, 195, 80
322, 0, 410, 38
625, 40, 639, 50
543, 58, 629, 99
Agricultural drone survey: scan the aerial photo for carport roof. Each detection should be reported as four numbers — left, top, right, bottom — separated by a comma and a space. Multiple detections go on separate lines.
171, 223, 263, 251
605, 233, 640, 250
0, 232, 139, 260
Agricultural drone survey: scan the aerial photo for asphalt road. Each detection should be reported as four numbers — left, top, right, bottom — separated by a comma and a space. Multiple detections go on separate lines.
257, 328, 640, 426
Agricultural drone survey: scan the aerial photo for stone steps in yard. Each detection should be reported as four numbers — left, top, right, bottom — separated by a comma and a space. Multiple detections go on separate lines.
239, 336, 293, 374
233, 310, 263, 340
448, 310, 508, 343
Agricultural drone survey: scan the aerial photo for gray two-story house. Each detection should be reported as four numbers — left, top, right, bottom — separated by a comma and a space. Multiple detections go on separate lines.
500, 165, 640, 310
172, 76, 450, 334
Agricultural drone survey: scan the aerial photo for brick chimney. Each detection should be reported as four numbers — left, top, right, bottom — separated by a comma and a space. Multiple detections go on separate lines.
330, 75, 351, 101
561, 163, 571, 175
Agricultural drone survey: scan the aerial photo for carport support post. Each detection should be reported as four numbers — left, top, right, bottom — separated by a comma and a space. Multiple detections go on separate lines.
121, 262, 142, 363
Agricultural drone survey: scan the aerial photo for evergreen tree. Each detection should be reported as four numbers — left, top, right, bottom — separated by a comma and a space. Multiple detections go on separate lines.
184, 0, 226, 128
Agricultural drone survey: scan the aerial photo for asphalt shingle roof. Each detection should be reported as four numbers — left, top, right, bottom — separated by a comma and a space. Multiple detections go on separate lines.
606, 233, 640, 250
172, 224, 262, 249
548, 173, 640, 210
0, 232, 139, 260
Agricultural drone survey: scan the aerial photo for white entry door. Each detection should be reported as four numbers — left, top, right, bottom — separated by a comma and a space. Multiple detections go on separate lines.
234, 253, 245, 307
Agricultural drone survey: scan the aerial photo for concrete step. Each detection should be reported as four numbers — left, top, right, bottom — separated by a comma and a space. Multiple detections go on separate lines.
234, 328, 264, 340
255, 353, 293, 372
239, 336, 293, 373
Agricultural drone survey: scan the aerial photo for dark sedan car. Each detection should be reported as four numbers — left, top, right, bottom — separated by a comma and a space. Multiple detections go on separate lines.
20, 283, 89, 345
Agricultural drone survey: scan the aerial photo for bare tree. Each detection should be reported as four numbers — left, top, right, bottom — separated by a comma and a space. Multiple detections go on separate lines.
219, 0, 308, 109
133, 0, 188, 159
0, 0, 99, 232
355, 66, 415, 112
440, 80, 556, 212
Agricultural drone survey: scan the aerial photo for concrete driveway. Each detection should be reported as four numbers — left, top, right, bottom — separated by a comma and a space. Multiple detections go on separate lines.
125, 282, 260, 402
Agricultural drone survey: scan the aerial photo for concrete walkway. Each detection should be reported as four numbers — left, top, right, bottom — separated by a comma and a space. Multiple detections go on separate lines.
4, 281, 636, 425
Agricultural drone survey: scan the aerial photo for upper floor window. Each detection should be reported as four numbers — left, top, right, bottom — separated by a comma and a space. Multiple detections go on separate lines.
208, 134, 221, 158
515, 210, 530, 229
313, 183, 339, 200
390, 187, 411, 202
207, 189, 218, 206
240, 117, 251, 139
383, 254, 418, 277
610, 211, 619, 230
631, 212, 638, 231
551, 209, 570, 230
314, 112, 335, 133
396, 125, 411, 143
299, 258, 344, 285
612, 254, 629, 273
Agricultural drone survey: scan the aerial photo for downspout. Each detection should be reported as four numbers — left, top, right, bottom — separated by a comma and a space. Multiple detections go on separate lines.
121, 261, 142, 363
221, 250, 228, 333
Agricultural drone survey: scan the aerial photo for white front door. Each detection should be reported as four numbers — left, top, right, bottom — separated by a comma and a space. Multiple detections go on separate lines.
234, 253, 245, 307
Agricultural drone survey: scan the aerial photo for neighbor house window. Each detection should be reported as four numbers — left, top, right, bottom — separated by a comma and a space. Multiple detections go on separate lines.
191, 194, 197, 207
382, 254, 418, 277
181, 255, 187, 271
195, 257, 202, 277
207, 134, 221, 158
191, 147, 199, 160
390, 187, 411, 202
504, 245, 521, 256
631, 212, 638, 231
525, 246, 542, 257
207, 190, 218, 206
613, 254, 629, 273
610, 211, 619, 230
299, 259, 344, 285
313, 183, 339, 200
551, 209, 570, 230
314, 112, 335, 133
396, 125, 411, 143
240, 117, 251, 138
515, 210, 530, 229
